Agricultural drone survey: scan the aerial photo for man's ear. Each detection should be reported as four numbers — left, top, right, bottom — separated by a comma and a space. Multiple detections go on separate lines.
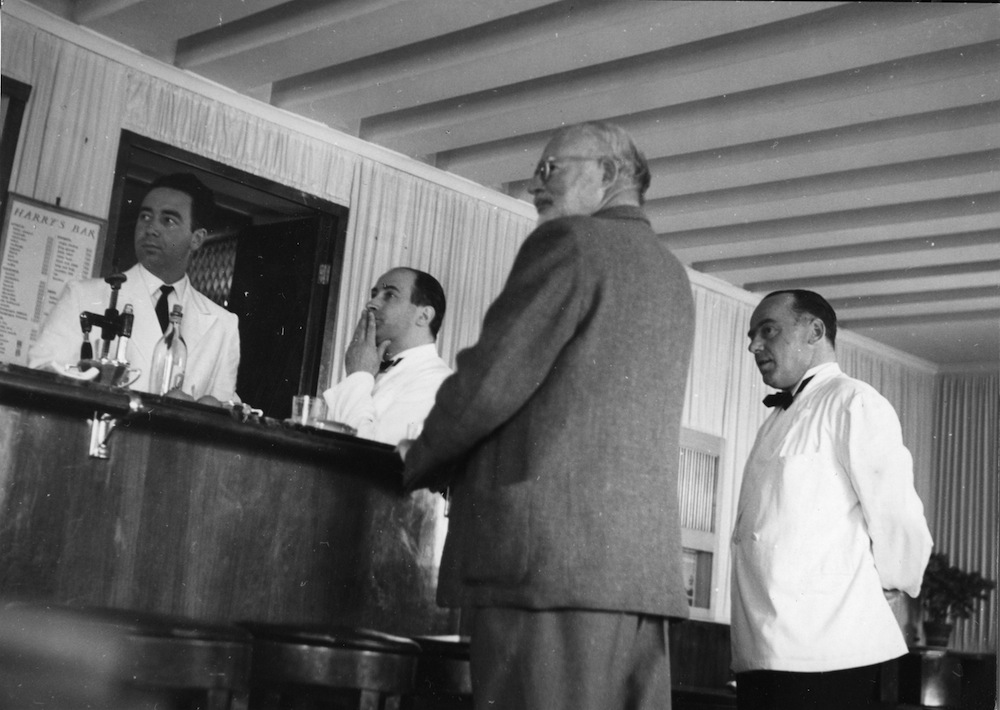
190, 228, 207, 253
600, 157, 619, 187
415, 305, 434, 329
807, 317, 826, 344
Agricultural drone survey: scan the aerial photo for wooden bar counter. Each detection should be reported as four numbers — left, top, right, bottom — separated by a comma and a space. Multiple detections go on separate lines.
0, 364, 455, 636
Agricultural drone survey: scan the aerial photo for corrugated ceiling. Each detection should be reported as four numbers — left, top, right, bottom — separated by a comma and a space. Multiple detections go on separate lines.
18, 0, 1000, 366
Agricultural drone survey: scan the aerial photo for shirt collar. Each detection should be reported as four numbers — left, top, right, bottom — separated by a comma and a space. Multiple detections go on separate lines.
136, 263, 189, 303
794, 361, 840, 394
383, 342, 440, 363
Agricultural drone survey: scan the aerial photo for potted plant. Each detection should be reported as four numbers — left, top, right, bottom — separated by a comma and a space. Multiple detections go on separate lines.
920, 552, 996, 647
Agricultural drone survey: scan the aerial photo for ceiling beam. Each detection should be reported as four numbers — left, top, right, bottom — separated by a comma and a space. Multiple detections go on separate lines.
176, 0, 404, 70
436, 47, 998, 185
691, 230, 999, 273
504, 114, 1000, 200
73, 0, 291, 63
841, 309, 1000, 329
358, 11, 997, 155
178, 0, 555, 91
658, 191, 1000, 250
670, 214, 999, 266
658, 151, 999, 232
73, 0, 143, 24
828, 286, 999, 310
273, 1, 838, 119
743, 259, 1000, 292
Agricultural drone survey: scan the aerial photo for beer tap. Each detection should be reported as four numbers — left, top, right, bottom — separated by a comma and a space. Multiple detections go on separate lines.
77, 272, 142, 458
78, 271, 130, 361
79, 312, 94, 360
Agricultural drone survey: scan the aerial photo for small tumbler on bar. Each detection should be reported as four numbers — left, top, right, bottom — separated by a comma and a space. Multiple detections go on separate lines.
292, 395, 326, 426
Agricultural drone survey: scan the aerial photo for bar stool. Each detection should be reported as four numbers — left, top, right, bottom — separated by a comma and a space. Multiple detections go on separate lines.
238, 622, 421, 710
0, 602, 252, 710
407, 635, 472, 710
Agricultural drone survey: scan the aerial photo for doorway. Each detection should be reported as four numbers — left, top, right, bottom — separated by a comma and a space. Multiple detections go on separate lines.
107, 131, 347, 419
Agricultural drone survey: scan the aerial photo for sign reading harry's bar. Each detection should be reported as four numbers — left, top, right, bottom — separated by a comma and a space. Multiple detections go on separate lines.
0, 194, 105, 365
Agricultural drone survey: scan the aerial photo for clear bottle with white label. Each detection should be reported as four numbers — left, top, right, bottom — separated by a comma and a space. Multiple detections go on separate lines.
150, 304, 187, 395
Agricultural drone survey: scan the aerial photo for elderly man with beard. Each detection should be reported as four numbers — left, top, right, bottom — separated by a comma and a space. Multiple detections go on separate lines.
400, 121, 695, 710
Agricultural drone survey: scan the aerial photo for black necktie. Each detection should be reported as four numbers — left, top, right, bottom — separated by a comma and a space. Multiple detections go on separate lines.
378, 357, 402, 373
156, 285, 174, 333
763, 376, 814, 410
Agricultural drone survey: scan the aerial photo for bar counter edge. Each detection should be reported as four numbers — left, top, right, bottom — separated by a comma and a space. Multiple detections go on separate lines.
0, 364, 456, 637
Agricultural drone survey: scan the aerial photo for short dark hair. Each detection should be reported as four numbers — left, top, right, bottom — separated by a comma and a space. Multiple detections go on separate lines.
407, 268, 447, 338
146, 173, 216, 232
767, 289, 838, 347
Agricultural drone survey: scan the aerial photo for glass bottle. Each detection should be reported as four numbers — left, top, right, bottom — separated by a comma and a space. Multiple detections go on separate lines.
115, 304, 134, 362
150, 304, 187, 395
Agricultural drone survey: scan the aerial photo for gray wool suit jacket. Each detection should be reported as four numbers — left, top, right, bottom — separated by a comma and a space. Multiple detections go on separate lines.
403, 205, 694, 619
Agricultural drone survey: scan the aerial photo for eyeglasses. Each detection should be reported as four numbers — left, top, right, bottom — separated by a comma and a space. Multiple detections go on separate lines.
533, 155, 603, 183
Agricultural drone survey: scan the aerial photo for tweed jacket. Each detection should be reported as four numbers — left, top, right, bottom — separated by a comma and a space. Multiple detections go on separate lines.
29, 263, 241, 401
403, 205, 694, 618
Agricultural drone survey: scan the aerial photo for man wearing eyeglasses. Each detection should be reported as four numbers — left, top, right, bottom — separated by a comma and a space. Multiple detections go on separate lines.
400, 121, 694, 710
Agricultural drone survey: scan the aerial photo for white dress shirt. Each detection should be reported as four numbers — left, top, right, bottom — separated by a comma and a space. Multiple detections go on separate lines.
323, 343, 452, 445
731, 362, 932, 673
28, 263, 241, 401
139, 265, 188, 318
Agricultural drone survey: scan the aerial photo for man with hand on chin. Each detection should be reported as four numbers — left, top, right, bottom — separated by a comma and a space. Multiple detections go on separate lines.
323, 267, 451, 445
731, 289, 932, 710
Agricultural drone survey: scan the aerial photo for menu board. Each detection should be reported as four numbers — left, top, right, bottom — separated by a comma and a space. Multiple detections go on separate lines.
0, 195, 105, 365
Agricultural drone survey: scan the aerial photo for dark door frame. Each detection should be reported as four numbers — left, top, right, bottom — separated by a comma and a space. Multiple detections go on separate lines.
107, 129, 348, 407
0, 76, 32, 217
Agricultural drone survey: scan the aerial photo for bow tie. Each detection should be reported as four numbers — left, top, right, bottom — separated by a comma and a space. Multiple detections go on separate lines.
378, 357, 402, 373
763, 376, 814, 410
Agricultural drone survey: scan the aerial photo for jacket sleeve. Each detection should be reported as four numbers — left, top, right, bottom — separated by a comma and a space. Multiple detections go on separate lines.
402, 222, 587, 491
214, 311, 241, 402
842, 389, 933, 598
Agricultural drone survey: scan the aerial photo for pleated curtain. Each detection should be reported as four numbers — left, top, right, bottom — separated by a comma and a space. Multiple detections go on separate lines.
122, 73, 357, 207
932, 371, 998, 652
328, 158, 534, 382
2, 16, 127, 214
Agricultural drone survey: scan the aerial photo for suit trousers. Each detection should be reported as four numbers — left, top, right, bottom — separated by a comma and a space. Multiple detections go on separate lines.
470, 606, 672, 710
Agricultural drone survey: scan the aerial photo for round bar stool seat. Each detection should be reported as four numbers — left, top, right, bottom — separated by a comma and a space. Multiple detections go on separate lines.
407, 635, 472, 710
0, 602, 252, 710
238, 622, 421, 710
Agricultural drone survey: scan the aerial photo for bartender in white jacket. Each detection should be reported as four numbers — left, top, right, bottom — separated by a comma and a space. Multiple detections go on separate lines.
732, 289, 932, 710
323, 267, 452, 445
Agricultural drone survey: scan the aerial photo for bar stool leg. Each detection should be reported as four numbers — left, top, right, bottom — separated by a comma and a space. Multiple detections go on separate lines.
248, 688, 281, 710
356, 688, 405, 710
207, 688, 248, 710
